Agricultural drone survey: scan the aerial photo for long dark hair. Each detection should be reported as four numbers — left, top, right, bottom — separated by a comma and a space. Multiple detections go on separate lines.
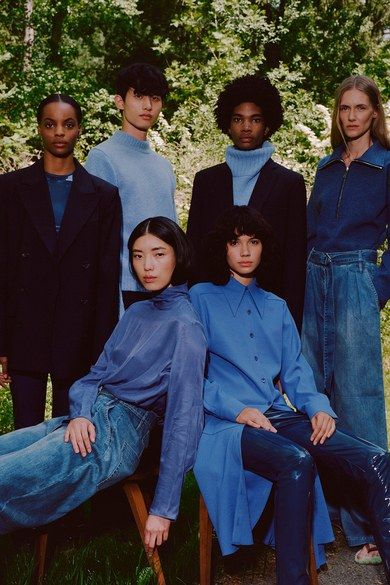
36, 94, 83, 124
128, 217, 192, 286
201, 206, 282, 293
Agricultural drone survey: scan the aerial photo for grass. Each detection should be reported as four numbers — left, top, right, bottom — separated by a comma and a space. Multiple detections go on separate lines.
0, 312, 389, 584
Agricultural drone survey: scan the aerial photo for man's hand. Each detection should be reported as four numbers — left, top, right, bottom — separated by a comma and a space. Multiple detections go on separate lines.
64, 417, 96, 457
0, 356, 11, 388
144, 514, 171, 555
310, 412, 336, 445
236, 407, 277, 432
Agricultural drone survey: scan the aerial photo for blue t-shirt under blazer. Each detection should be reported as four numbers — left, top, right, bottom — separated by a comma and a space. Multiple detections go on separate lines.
69, 284, 207, 520
189, 279, 335, 557
307, 140, 390, 307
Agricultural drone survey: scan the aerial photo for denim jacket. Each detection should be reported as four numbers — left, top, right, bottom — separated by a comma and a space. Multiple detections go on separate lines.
307, 141, 390, 307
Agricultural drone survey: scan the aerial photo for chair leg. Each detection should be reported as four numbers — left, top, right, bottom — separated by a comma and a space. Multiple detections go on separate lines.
308, 535, 319, 585
199, 495, 213, 585
122, 482, 166, 585
34, 532, 48, 585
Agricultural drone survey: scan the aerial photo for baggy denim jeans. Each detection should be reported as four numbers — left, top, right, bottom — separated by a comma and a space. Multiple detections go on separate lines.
0, 392, 156, 534
302, 249, 388, 546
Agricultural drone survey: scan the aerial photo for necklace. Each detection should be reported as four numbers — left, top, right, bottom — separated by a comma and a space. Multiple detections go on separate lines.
342, 141, 372, 169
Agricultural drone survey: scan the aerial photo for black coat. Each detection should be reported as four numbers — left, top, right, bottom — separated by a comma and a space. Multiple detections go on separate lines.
0, 159, 121, 378
186, 159, 307, 329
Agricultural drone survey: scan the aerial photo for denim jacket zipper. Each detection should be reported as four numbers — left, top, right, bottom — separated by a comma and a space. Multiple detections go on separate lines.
335, 159, 383, 220
335, 162, 349, 220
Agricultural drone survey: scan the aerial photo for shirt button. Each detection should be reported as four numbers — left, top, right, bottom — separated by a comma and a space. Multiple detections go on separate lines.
261, 377, 266, 383
254, 356, 258, 361
249, 332, 254, 338
247, 309, 251, 315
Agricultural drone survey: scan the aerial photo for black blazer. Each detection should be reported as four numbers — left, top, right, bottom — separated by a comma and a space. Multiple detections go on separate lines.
187, 159, 307, 329
0, 159, 122, 378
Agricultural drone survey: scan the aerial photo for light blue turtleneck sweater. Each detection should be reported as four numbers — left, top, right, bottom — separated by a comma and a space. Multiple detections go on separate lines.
85, 130, 177, 295
225, 141, 275, 205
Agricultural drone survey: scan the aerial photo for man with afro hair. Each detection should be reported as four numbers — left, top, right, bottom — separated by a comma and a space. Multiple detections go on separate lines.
187, 74, 307, 330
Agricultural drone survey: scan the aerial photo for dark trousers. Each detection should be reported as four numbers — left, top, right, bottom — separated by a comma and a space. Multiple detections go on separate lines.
9, 370, 74, 429
241, 409, 390, 585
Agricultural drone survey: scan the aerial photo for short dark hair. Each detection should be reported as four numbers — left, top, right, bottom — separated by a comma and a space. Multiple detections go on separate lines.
115, 63, 169, 100
201, 206, 282, 292
128, 217, 192, 287
215, 74, 283, 137
36, 94, 82, 124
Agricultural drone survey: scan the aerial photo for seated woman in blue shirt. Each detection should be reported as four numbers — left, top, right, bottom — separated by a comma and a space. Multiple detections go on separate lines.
0, 217, 207, 554
189, 206, 390, 585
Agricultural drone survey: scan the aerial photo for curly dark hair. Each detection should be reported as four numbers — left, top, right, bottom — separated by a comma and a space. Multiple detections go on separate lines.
200, 206, 282, 293
115, 63, 169, 100
215, 74, 283, 137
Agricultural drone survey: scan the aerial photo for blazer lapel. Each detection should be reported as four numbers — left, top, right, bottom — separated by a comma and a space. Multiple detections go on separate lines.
19, 159, 58, 256
215, 163, 234, 208
58, 160, 100, 259
249, 159, 277, 211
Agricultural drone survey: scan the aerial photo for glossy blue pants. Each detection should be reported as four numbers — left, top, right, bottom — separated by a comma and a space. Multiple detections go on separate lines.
0, 393, 156, 534
241, 408, 390, 585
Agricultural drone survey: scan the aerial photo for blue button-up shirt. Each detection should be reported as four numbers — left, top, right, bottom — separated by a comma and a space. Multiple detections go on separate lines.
190, 278, 335, 421
68, 284, 207, 520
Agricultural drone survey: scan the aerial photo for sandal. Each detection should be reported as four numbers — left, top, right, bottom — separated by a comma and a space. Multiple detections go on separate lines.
354, 544, 382, 565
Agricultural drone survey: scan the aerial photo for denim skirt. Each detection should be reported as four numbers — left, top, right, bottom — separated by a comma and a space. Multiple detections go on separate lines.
302, 249, 387, 451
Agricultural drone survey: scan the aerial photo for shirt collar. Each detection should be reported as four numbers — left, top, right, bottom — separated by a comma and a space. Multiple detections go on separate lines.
151, 283, 188, 308
222, 277, 265, 317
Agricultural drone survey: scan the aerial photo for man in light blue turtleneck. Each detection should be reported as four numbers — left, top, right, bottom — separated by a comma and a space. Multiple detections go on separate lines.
85, 63, 176, 311
187, 74, 307, 330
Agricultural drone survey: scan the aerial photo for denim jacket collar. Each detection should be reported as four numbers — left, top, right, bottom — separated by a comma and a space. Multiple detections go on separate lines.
318, 140, 386, 171
223, 277, 265, 317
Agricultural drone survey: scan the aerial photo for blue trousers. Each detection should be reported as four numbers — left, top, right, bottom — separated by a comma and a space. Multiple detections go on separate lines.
241, 408, 390, 585
302, 249, 388, 546
0, 393, 156, 534
9, 369, 75, 429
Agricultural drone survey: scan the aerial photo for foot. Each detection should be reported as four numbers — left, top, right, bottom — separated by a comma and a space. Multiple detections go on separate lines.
354, 544, 382, 565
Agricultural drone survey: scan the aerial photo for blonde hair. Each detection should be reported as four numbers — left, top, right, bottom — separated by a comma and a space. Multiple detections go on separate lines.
331, 75, 389, 150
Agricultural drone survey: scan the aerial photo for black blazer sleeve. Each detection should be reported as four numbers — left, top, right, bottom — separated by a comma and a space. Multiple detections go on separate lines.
91, 182, 122, 363
281, 173, 307, 331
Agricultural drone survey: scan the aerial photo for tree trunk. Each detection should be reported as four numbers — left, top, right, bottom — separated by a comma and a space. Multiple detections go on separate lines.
23, 0, 34, 72
49, 0, 68, 66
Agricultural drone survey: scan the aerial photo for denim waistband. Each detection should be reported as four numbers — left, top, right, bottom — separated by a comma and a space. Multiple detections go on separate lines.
98, 389, 156, 422
308, 249, 377, 266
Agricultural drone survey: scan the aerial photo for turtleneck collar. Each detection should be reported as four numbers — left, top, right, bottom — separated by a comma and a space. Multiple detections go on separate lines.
225, 140, 275, 177
151, 283, 189, 309
112, 130, 152, 154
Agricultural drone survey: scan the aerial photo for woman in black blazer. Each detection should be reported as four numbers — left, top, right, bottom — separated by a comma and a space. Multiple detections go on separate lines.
187, 75, 307, 330
0, 94, 121, 428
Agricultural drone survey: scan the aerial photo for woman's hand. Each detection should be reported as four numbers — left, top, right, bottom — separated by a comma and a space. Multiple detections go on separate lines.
236, 407, 277, 432
0, 357, 11, 388
64, 417, 96, 456
144, 514, 171, 555
310, 412, 336, 445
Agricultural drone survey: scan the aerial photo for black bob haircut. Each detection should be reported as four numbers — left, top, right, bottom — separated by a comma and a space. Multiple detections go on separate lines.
36, 94, 82, 124
215, 74, 283, 137
115, 63, 169, 100
128, 217, 192, 287
201, 206, 282, 293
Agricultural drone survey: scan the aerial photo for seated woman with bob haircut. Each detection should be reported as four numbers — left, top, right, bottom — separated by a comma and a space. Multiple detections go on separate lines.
189, 205, 390, 585
0, 217, 207, 554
